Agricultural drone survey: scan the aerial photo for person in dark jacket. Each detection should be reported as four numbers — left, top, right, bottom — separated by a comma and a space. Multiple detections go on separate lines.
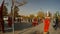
53, 17, 59, 30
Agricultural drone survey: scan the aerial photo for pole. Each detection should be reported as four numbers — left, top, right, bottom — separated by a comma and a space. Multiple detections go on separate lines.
12, 0, 15, 34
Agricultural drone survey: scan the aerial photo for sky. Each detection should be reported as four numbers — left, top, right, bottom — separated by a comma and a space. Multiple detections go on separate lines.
0, 0, 60, 16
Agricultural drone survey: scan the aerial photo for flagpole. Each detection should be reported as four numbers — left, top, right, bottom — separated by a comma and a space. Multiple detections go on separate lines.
11, 0, 15, 34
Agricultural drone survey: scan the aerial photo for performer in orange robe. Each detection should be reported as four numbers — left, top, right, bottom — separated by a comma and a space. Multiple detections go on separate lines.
43, 11, 50, 34
44, 17, 50, 32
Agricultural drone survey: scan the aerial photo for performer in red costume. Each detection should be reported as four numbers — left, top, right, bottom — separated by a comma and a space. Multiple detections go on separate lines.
43, 11, 51, 34
32, 17, 38, 26
8, 16, 12, 27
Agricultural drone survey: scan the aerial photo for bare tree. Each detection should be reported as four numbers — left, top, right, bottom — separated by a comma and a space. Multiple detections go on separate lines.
3, 5, 8, 17
9, 0, 27, 16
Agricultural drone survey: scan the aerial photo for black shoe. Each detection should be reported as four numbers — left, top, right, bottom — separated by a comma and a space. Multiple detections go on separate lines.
47, 32, 49, 34
53, 25, 55, 28
55, 27, 57, 30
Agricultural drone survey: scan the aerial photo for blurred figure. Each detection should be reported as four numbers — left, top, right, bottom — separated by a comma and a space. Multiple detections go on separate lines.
19, 18, 21, 23
32, 17, 38, 26
53, 17, 59, 30
43, 11, 50, 34
17, 18, 19, 22
0, 0, 5, 33
8, 16, 12, 27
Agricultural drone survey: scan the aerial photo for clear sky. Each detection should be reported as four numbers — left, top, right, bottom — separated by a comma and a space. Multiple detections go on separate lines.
0, 0, 60, 16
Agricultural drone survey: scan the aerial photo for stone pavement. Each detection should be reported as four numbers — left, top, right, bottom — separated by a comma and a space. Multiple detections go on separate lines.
18, 22, 60, 34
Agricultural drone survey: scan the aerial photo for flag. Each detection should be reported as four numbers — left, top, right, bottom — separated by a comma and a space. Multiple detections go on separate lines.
0, 0, 5, 33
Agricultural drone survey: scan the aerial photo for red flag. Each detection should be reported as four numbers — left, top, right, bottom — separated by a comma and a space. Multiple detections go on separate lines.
0, 0, 5, 33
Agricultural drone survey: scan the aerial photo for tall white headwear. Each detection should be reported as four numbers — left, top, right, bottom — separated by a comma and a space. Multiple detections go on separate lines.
47, 10, 49, 17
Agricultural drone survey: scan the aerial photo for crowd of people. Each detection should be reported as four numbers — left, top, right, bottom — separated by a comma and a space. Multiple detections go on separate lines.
32, 11, 60, 34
